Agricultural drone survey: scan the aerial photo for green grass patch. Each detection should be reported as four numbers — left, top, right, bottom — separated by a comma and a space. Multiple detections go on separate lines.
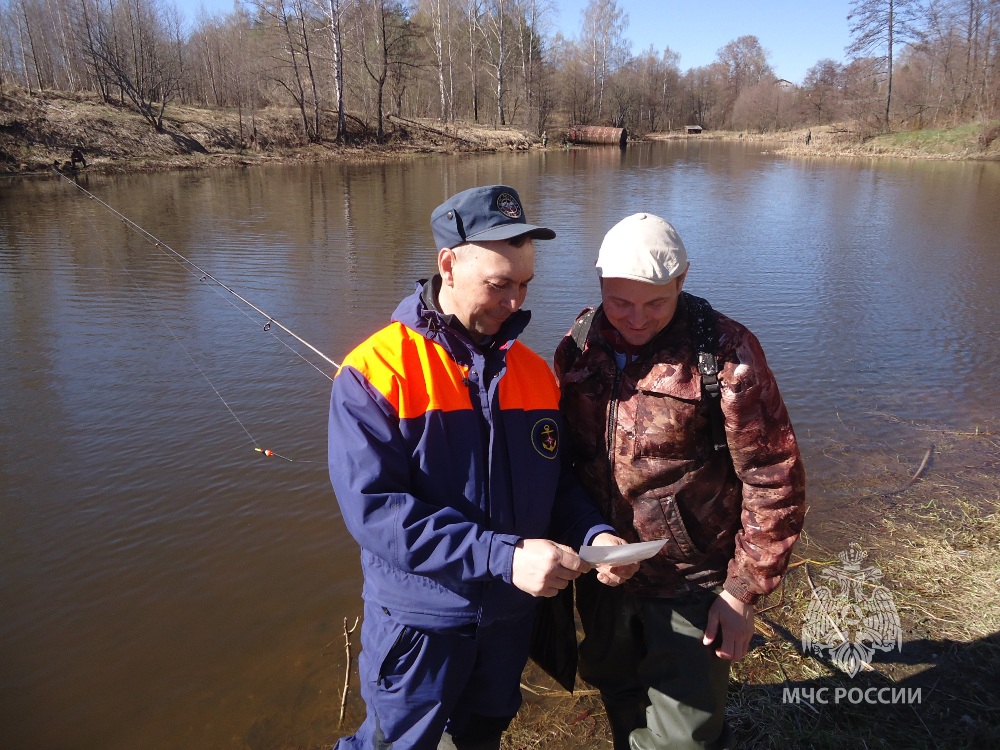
874, 121, 1000, 154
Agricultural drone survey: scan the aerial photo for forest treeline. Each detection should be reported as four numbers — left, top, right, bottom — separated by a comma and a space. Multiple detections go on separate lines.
1, 0, 998, 147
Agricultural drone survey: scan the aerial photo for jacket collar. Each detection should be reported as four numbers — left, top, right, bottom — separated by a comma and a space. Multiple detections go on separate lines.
392, 278, 531, 356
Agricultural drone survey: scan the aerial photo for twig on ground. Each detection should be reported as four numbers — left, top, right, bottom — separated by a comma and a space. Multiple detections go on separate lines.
882, 445, 934, 497
339, 616, 360, 727
520, 682, 600, 698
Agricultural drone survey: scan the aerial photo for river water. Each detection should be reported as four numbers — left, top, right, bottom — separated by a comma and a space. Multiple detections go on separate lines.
2, 144, 998, 749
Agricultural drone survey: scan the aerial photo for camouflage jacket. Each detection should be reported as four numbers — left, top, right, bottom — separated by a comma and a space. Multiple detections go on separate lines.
554, 295, 806, 604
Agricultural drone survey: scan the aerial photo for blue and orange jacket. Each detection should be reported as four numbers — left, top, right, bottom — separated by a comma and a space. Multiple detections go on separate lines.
328, 282, 612, 629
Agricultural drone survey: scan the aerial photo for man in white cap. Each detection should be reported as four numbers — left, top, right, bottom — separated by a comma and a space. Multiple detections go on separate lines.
554, 213, 806, 750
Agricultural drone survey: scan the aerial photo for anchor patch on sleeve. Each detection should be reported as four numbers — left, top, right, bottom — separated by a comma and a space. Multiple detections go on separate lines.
531, 418, 559, 459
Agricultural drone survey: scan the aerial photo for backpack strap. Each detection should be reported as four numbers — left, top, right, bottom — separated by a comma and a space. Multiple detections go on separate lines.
570, 307, 597, 352
557, 307, 597, 379
684, 292, 728, 452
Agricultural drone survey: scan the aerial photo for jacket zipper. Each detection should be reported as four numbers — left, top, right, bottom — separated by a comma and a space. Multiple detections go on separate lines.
605, 364, 624, 523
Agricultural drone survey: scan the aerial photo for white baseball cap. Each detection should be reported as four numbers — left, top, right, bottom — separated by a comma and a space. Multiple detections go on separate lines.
596, 213, 690, 284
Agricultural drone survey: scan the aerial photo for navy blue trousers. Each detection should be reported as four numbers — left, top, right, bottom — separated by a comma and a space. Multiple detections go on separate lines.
336, 600, 534, 750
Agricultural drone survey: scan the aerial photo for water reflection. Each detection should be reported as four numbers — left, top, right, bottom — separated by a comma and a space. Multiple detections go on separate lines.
1, 144, 998, 750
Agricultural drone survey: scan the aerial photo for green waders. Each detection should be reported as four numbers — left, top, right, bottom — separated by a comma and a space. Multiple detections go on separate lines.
576, 574, 735, 750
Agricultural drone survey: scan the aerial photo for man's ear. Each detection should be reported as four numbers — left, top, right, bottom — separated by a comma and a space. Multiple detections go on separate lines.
676, 267, 689, 292
438, 247, 456, 286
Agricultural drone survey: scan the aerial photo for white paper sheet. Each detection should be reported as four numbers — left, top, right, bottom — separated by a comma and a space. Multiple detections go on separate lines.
578, 539, 666, 565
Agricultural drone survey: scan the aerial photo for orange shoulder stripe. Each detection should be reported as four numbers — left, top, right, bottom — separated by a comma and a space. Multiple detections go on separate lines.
498, 342, 560, 411
340, 323, 471, 418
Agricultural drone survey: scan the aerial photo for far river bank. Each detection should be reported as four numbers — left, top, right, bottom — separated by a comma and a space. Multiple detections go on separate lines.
3, 86, 999, 177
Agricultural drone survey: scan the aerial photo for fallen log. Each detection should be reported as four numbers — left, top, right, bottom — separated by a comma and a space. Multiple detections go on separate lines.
386, 114, 475, 145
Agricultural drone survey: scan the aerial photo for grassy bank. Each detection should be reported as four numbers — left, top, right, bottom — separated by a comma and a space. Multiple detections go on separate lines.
774, 121, 1000, 161
505, 421, 1000, 749
0, 86, 538, 175
5, 86, 1000, 175
648, 122, 1000, 161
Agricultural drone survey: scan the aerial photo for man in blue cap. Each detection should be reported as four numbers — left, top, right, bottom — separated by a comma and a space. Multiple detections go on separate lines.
328, 185, 637, 750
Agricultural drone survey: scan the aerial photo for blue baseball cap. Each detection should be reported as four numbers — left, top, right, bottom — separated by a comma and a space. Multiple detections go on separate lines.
430, 185, 556, 250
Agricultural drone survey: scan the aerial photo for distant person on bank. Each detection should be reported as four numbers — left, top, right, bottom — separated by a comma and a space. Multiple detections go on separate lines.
328, 185, 637, 750
554, 213, 807, 750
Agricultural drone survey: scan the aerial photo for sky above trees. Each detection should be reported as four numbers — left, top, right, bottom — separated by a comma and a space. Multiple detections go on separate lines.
176, 0, 853, 84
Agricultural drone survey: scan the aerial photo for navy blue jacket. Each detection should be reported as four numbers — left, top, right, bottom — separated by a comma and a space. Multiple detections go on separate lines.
328, 283, 612, 629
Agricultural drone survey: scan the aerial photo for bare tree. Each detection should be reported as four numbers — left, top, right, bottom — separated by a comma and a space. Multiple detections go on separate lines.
0, 2, 16, 90
444, 0, 455, 120
657, 47, 682, 131
357, 0, 414, 140
731, 77, 797, 132
43, 0, 81, 90
254, 0, 322, 142
621, 44, 679, 134
482, 0, 512, 125
187, 7, 267, 145
580, 0, 627, 121
418, 0, 453, 121
16, 0, 46, 89
0, 0, 37, 91
78, 0, 185, 130
802, 58, 847, 124
293, 0, 322, 139
316, 0, 349, 139
464, 0, 482, 121
549, 33, 591, 125
531, 42, 556, 133
716, 35, 774, 127
847, 0, 923, 128
512, 0, 551, 130
922, 0, 999, 120
682, 62, 726, 129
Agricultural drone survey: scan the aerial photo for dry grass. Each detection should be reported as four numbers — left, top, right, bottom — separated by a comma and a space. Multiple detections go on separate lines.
771, 122, 1000, 161
6, 86, 997, 175
0, 86, 542, 175
645, 122, 1000, 161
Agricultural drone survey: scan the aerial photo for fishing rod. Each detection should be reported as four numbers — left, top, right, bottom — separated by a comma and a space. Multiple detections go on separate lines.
56, 170, 342, 372
55, 169, 341, 462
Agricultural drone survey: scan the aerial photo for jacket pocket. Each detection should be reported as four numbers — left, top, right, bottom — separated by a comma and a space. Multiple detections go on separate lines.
361, 604, 422, 691
639, 492, 707, 564
632, 388, 704, 460
663, 494, 706, 562
376, 621, 424, 692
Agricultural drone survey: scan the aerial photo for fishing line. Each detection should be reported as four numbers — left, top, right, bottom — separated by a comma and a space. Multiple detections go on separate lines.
57, 170, 340, 462
119, 258, 285, 459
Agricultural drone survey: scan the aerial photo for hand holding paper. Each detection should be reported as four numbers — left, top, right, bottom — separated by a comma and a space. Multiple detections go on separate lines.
579, 539, 666, 566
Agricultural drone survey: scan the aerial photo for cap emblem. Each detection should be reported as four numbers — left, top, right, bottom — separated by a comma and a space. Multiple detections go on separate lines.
496, 193, 522, 219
